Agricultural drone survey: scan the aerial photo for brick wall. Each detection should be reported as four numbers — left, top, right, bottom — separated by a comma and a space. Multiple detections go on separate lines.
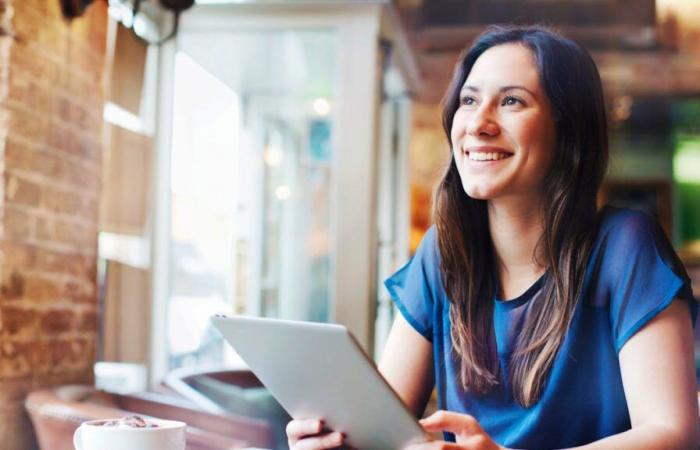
0, 0, 107, 448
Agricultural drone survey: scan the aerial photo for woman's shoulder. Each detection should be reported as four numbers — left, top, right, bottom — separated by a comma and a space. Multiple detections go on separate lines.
595, 205, 685, 276
599, 205, 655, 228
597, 205, 662, 246
591, 208, 695, 349
412, 225, 444, 284
416, 224, 439, 256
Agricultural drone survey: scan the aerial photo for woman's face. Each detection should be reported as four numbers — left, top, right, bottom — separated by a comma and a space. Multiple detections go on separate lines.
450, 43, 557, 201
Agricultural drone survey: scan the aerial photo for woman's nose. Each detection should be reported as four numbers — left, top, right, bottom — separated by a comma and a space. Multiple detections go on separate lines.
465, 108, 500, 137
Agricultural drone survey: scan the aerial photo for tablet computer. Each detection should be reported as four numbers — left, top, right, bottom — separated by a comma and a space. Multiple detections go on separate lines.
211, 315, 429, 450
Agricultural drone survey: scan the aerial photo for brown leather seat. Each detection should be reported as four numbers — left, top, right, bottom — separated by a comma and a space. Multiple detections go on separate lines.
25, 385, 274, 450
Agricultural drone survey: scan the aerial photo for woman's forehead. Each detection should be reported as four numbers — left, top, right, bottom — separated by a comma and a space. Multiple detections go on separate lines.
464, 44, 541, 93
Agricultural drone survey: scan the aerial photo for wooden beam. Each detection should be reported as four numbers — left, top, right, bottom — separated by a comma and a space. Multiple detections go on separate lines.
413, 50, 700, 103
421, 0, 655, 27
415, 24, 663, 54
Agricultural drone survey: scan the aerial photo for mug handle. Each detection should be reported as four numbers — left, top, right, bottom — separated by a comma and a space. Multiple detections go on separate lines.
73, 426, 83, 450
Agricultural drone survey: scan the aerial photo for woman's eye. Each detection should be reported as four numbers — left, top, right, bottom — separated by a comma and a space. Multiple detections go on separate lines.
460, 96, 476, 106
502, 96, 522, 106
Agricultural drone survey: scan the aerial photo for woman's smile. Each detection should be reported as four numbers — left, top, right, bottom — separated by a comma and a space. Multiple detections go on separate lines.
462, 145, 514, 167
467, 152, 512, 161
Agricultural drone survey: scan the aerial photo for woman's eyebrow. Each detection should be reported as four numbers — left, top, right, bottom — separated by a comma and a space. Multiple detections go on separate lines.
460, 85, 537, 98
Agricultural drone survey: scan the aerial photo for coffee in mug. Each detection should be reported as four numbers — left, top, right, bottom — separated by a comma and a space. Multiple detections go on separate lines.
73, 415, 186, 450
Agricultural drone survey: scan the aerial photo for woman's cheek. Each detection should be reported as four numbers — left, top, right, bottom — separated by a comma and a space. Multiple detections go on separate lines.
451, 110, 469, 141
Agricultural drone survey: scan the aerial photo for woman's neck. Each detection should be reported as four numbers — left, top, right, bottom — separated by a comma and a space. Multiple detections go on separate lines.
487, 195, 547, 285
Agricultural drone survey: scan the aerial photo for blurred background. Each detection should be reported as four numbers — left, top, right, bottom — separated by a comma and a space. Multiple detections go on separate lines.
0, 0, 699, 449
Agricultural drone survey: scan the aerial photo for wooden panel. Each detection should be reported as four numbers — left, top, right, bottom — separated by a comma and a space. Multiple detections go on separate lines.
108, 22, 148, 116
101, 260, 151, 364
100, 123, 153, 235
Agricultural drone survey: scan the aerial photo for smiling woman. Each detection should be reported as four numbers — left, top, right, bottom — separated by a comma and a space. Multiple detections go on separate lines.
450, 43, 557, 201
433, 27, 610, 409
422, 26, 696, 449
286, 25, 699, 450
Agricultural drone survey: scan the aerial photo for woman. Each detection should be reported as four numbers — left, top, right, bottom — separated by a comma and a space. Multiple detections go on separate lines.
286, 25, 699, 449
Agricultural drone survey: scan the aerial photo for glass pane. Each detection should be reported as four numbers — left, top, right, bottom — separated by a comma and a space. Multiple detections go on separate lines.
167, 30, 338, 370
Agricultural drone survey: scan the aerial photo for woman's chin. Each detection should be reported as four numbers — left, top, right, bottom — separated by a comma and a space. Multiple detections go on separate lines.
462, 183, 499, 200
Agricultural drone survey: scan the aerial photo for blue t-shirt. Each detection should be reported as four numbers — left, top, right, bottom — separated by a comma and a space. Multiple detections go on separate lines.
384, 206, 697, 449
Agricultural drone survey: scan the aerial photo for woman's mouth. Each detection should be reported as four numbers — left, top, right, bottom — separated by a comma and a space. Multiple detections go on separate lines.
465, 151, 513, 161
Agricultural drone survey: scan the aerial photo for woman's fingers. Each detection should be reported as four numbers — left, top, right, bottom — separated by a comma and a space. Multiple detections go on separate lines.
419, 410, 483, 437
286, 419, 324, 437
461, 434, 496, 449
292, 431, 345, 450
286, 419, 346, 450
404, 437, 498, 450
286, 419, 323, 445
414, 412, 501, 450
403, 441, 464, 450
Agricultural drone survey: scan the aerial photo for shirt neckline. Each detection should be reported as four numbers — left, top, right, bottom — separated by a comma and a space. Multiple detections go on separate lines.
494, 270, 548, 309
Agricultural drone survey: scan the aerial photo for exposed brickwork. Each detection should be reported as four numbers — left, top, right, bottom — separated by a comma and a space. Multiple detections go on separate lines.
0, 0, 107, 448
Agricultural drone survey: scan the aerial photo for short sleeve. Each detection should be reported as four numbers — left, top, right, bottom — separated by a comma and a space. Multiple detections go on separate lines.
384, 226, 441, 342
606, 210, 697, 352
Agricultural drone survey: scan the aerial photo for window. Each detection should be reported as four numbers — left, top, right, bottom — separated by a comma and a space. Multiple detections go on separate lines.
166, 31, 339, 371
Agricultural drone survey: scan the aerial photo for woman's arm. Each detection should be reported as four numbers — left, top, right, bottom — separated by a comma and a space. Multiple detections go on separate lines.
566, 298, 699, 450
378, 313, 435, 418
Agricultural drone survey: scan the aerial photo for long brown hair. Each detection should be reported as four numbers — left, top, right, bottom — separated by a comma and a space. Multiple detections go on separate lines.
435, 25, 609, 407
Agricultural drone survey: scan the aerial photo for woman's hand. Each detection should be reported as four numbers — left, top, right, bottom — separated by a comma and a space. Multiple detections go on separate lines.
405, 410, 506, 450
286, 418, 346, 450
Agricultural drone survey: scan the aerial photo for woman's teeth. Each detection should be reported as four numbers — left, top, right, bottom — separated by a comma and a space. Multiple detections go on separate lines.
468, 152, 512, 161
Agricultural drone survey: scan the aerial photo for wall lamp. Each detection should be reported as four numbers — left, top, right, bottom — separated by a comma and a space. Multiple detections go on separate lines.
130, 0, 195, 46
62, 0, 194, 45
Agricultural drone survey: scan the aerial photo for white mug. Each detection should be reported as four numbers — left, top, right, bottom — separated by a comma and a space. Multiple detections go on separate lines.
73, 418, 186, 450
